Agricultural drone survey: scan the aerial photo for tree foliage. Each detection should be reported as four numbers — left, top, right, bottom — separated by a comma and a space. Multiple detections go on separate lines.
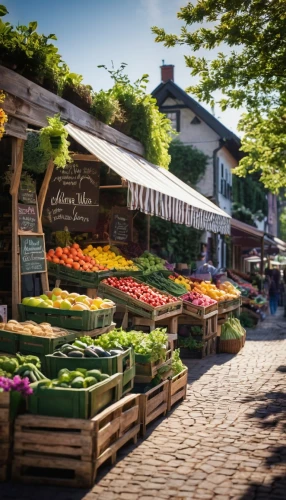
168, 140, 207, 187
232, 174, 268, 217
150, 140, 207, 262
152, 0, 286, 192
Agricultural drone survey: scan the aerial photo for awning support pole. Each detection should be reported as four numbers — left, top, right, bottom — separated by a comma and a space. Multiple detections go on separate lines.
147, 215, 150, 252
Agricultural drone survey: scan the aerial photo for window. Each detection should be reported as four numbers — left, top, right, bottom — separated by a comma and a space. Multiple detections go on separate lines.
191, 116, 201, 125
221, 163, 224, 179
165, 111, 180, 132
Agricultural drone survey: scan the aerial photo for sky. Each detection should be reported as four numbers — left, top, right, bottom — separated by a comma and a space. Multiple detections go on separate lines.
4, 0, 243, 135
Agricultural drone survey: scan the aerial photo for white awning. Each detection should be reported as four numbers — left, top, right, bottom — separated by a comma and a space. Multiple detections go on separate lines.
66, 123, 231, 234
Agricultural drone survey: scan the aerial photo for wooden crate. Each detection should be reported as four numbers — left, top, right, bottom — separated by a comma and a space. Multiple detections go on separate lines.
182, 301, 218, 319
132, 314, 179, 334
99, 280, 182, 320
139, 380, 169, 436
92, 394, 140, 480
12, 414, 95, 488
0, 392, 11, 482
180, 332, 217, 359
168, 368, 188, 411
178, 313, 218, 339
135, 350, 172, 384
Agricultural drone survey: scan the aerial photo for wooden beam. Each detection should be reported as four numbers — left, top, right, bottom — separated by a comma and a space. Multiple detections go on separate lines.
0, 65, 144, 156
72, 154, 100, 161
11, 138, 24, 319
38, 159, 54, 220
5, 117, 28, 140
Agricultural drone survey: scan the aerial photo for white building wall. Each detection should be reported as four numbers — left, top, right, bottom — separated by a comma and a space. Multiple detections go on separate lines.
163, 97, 220, 198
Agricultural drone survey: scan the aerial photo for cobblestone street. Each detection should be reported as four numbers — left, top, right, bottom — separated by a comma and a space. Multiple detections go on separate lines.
1, 311, 286, 500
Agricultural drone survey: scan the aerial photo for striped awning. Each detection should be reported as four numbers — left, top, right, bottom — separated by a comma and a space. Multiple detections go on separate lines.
65, 123, 231, 234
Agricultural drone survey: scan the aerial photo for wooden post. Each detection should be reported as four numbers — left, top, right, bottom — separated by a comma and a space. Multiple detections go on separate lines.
37, 159, 54, 293
38, 158, 54, 220
10, 138, 24, 319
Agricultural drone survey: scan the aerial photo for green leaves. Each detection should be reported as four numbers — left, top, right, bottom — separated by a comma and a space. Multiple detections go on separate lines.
0, 4, 8, 16
152, 0, 286, 191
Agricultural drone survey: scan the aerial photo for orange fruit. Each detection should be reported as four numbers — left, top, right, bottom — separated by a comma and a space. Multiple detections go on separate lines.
72, 243, 80, 250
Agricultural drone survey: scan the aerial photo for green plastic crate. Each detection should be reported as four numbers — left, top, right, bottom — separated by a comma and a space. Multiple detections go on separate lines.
27, 373, 122, 419
18, 331, 78, 373
45, 346, 135, 379
0, 330, 19, 354
18, 304, 116, 331
59, 265, 111, 288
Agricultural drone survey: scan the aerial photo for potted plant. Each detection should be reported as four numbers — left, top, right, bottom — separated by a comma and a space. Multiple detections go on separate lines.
39, 114, 71, 168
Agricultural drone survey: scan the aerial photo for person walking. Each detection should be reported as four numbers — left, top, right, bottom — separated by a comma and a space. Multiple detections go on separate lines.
269, 277, 278, 315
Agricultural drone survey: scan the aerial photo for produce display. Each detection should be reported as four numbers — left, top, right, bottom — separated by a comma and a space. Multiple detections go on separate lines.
35, 368, 110, 389
171, 349, 186, 376
79, 328, 168, 363
0, 319, 71, 338
134, 252, 166, 273
192, 281, 238, 301
143, 272, 187, 297
0, 354, 46, 382
220, 317, 245, 340
47, 243, 109, 272
227, 270, 258, 297
83, 244, 138, 271
181, 291, 216, 307
22, 288, 115, 312
102, 277, 178, 307
51, 339, 121, 359
169, 274, 192, 291
217, 280, 241, 298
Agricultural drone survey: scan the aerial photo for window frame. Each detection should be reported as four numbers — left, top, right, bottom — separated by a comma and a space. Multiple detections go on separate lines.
164, 110, 180, 132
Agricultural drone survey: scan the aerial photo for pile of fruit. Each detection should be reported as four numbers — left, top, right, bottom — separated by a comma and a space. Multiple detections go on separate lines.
0, 319, 70, 338
192, 282, 237, 302
46, 243, 109, 272
51, 339, 121, 359
103, 277, 178, 307
181, 291, 216, 307
34, 368, 110, 389
217, 281, 240, 297
83, 244, 138, 271
22, 288, 114, 312
169, 274, 192, 291
134, 252, 166, 273
0, 354, 46, 383
221, 317, 245, 340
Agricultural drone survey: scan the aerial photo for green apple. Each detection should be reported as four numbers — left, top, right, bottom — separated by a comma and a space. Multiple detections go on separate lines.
40, 294, 49, 301
60, 300, 72, 310
27, 298, 43, 307
22, 297, 32, 305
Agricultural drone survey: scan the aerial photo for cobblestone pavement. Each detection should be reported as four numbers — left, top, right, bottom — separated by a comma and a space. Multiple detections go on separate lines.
1, 311, 286, 500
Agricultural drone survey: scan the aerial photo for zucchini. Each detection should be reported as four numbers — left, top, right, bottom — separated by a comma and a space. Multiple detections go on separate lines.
84, 348, 99, 358
53, 351, 68, 358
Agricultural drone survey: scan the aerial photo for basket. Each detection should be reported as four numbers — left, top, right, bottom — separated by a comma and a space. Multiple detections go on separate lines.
219, 338, 242, 354
18, 304, 116, 331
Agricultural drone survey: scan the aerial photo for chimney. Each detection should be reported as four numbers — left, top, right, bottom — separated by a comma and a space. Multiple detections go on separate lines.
160, 61, 174, 83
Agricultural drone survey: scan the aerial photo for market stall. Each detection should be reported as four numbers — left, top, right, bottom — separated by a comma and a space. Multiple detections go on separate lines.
0, 64, 247, 488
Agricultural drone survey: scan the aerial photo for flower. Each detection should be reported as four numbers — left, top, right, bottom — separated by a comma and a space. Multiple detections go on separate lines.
0, 375, 33, 396
0, 91, 8, 140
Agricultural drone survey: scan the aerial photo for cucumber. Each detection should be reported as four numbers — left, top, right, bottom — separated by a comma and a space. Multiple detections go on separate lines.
73, 340, 88, 349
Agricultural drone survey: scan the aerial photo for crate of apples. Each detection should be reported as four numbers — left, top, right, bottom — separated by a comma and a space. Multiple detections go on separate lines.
21, 288, 115, 312
46, 243, 109, 272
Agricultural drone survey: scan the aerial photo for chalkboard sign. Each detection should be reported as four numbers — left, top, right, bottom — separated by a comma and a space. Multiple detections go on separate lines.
110, 207, 131, 242
43, 161, 99, 231
18, 204, 38, 233
19, 183, 37, 205
20, 235, 46, 275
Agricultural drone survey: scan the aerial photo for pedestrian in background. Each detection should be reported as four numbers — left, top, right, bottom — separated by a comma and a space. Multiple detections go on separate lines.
269, 277, 278, 315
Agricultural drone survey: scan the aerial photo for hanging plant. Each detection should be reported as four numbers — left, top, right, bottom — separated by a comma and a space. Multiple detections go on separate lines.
23, 132, 51, 173
0, 91, 8, 140
39, 114, 71, 168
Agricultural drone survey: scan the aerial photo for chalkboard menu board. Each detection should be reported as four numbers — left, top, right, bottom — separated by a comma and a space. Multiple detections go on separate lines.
110, 207, 131, 242
19, 183, 37, 205
18, 204, 38, 233
43, 161, 99, 231
20, 235, 46, 275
